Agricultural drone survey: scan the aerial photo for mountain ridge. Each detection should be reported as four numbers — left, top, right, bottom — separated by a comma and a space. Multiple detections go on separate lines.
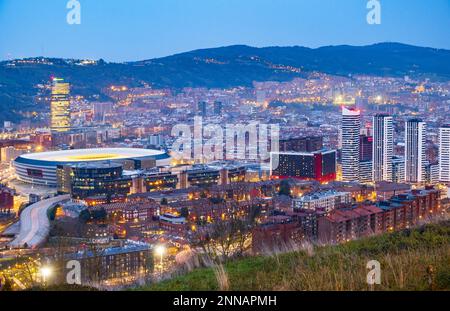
1, 42, 450, 122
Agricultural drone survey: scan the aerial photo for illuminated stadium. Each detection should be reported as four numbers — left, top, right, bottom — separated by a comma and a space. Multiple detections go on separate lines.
14, 148, 171, 186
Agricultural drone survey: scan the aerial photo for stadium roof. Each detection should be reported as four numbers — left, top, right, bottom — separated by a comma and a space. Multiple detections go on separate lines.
15, 148, 170, 166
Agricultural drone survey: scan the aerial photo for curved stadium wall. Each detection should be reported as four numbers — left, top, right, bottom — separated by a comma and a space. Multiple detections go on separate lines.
14, 148, 171, 187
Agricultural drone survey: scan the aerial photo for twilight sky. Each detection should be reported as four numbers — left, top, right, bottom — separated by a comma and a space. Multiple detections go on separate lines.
0, 0, 449, 62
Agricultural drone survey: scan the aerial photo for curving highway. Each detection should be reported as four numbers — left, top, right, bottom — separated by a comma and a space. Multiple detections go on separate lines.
9, 195, 70, 249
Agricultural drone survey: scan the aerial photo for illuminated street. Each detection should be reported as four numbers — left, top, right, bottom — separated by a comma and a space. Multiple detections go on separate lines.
9, 195, 70, 249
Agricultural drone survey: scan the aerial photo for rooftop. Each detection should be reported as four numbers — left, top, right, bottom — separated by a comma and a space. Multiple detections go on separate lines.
16, 148, 169, 164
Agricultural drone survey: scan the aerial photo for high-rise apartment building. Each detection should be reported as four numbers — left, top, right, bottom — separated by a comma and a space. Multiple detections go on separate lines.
372, 114, 393, 182
50, 77, 71, 132
392, 156, 405, 184
404, 119, 426, 183
198, 101, 207, 117
341, 107, 360, 182
359, 135, 373, 162
439, 125, 450, 183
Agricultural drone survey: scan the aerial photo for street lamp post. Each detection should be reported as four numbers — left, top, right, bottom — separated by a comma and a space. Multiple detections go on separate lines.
154, 245, 166, 275
40, 266, 52, 285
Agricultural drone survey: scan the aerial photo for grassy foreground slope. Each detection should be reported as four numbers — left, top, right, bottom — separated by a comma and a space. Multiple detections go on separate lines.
139, 221, 450, 291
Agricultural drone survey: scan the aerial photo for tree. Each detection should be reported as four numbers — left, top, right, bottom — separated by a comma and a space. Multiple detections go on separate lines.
191, 214, 254, 263
0, 277, 13, 291
180, 207, 189, 218
278, 179, 291, 197
47, 204, 59, 221
92, 208, 107, 221
79, 209, 91, 223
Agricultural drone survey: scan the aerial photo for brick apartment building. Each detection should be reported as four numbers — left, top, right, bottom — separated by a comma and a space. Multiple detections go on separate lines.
252, 215, 301, 253
96, 201, 158, 222
318, 205, 384, 243
0, 185, 14, 214
318, 187, 440, 243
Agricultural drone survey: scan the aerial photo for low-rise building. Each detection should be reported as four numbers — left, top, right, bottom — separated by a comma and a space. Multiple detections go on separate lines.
64, 242, 153, 285
319, 187, 440, 243
318, 205, 384, 243
0, 185, 14, 214
252, 215, 301, 253
292, 190, 352, 214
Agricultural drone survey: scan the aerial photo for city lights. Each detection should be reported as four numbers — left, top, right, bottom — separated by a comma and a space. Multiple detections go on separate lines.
40, 266, 52, 283
154, 244, 166, 266
0, 0, 449, 296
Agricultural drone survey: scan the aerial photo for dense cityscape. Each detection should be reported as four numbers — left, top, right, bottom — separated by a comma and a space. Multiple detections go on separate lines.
0, 66, 449, 290
0, 1, 449, 298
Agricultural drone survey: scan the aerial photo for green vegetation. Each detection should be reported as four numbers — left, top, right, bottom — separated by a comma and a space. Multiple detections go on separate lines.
47, 204, 58, 221
2, 43, 450, 123
138, 221, 450, 291
278, 179, 292, 197
180, 207, 189, 218
78, 207, 107, 223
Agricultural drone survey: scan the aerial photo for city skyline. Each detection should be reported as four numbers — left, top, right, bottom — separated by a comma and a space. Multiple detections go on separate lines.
1, 0, 450, 295
0, 0, 449, 62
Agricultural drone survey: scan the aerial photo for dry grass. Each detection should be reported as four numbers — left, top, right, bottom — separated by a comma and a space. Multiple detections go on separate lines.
139, 221, 450, 291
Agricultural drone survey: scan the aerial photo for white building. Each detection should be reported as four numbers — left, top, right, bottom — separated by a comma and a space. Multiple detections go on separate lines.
439, 125, 450, 183
359, 160, 373, 184
292, 190, 352, 214
405, 119, 426, 184
392, 156, 405, 184
0, 146, 25, 163
341, 107, 360, 182
373, 114, 393, 182
425, 163, 440, 184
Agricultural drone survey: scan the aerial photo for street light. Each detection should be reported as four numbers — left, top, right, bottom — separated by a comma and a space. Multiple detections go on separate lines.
154, 245, 166, 266
40, 266, 52, 284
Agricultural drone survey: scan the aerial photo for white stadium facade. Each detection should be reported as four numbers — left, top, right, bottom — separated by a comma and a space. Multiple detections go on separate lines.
14, 148, 171, 187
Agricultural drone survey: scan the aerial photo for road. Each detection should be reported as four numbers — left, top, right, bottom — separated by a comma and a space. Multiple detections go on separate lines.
9, 195, 70, 249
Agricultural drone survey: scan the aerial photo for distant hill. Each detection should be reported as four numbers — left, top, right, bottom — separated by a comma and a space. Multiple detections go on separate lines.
1, 42, 450, 123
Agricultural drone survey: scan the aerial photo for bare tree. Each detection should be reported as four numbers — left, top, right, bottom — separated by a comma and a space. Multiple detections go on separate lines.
190, 202, 258, 263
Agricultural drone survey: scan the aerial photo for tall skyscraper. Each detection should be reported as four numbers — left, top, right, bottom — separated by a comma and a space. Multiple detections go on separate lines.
198, 101, 207, 117
439, 125, 450, 183
392, 156, 405, 183
404, 119, 426, 183
341, 107, 360, 182
359, 135, 373, 161
372, 114, 393, 182
213, 101, 223, 116
50, 77, 71, 132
